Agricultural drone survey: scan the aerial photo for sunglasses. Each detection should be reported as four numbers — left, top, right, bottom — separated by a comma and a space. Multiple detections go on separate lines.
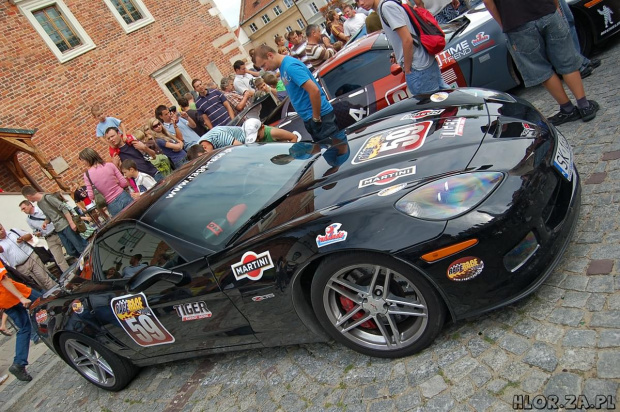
152, 123, 162, 128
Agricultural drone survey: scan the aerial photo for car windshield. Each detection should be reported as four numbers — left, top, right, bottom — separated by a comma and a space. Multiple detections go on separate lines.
320, 49, 393, 98
143, 144, 306, 249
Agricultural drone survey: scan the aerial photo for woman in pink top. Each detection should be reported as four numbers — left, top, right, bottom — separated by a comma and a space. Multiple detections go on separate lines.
79, 148, 133, 217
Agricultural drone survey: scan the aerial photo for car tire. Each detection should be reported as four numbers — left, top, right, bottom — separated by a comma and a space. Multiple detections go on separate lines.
575, 14, 593, 57
310, 253, 446, 358
59, 332, 139, 391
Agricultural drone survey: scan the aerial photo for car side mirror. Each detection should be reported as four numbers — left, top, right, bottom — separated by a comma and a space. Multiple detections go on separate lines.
390, 63, 403, 76
126, 266, 184, 293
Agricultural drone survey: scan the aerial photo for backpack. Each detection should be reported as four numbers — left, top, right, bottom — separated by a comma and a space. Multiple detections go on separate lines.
380, 0, 446, 55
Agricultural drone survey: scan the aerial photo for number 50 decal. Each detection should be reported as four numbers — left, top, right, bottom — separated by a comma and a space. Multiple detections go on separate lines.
352, 121, 433, 165
111, 293, 175, 347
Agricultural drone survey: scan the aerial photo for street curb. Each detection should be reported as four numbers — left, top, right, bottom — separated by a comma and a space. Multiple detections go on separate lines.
1, 356, 64, 412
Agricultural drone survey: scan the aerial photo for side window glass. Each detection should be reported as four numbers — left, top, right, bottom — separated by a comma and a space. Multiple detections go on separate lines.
96, 227, 186, 280
321, 49, 394, 97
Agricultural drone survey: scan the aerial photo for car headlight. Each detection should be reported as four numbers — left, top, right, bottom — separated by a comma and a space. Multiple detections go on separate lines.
395, 172, 504, 220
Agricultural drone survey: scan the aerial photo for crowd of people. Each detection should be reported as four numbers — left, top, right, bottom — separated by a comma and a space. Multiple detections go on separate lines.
0, 0, 603, 384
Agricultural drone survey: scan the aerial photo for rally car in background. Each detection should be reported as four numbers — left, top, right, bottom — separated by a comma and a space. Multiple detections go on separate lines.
32, 88, 580, 391
232, 1, 620, 140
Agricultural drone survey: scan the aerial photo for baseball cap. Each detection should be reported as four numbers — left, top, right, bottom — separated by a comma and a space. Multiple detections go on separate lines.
242, 118, 262, 143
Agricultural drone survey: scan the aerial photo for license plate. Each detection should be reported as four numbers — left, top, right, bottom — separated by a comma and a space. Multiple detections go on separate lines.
553, 133, 573, 181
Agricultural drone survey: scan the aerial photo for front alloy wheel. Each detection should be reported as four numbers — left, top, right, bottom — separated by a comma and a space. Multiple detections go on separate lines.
311, 254, 445, 358
59, 333, 138, 391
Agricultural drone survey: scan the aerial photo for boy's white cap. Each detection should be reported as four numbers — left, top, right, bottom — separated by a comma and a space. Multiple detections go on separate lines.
243, 118, 262, 143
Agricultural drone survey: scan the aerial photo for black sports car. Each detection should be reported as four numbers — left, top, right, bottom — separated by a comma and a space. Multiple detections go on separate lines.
570, 0, 620, 56
31, 88, 580, 391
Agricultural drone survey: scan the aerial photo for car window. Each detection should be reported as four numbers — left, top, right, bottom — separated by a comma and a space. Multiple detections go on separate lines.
143, 144, 306, 249
96, 227, 186, 281
320, 49, 394, 98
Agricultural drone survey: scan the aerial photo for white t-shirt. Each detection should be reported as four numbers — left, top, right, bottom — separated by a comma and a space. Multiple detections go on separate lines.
344, 13, 367, 36
233, 73, 255, 95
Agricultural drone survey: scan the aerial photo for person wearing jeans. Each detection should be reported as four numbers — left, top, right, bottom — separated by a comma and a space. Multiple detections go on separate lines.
0, 260, 42, 381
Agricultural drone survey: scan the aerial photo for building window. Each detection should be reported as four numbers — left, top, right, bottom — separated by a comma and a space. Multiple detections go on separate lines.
273, 5, 283, 16
33, 6, 81, 52
283, 0, 294, 8
166, 76, 190, 102
286, 25, 293, 33
249, 23, 258, 33
309, 2, 319, 14
320, 21, 327, 30
15, 0, 96, 63
151, 58, 193, 106
262, 14, 271, 24
102, 0, 154, 33
297, 18, 305, 29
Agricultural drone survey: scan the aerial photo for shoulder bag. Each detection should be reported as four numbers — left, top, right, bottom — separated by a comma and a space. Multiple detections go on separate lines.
85, 170, 108, 209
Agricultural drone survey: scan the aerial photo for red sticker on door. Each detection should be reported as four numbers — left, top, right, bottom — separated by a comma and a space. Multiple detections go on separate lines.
352, 121, 432, 165
230, 251, 274, 281
110, 293, 175, 347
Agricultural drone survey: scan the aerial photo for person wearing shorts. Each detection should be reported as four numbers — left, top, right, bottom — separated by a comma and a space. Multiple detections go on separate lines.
483, 0, 599, 126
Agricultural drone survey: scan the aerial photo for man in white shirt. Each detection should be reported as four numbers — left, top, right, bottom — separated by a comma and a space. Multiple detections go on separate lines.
19, 201, 69, 272
343, 4, 368, 37
233, 61, 256, 96
0, 223, 56, 291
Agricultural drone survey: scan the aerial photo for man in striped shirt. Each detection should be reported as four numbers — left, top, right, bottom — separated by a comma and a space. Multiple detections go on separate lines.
305, 25, 336, 70
198, 126, 246, 152
192, 79, 236, 129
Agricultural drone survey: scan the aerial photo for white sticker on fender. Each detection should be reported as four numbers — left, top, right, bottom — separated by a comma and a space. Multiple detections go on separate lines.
231, 251, 274, 281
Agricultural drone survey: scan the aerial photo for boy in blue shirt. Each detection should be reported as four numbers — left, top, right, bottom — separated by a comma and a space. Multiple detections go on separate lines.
254, 45, 345, 143
92, 103, 127, 140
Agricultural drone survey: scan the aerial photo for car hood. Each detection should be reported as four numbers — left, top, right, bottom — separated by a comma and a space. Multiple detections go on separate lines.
286, 89, 501, 212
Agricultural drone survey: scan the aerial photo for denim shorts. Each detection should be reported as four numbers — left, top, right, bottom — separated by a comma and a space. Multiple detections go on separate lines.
405, 61, 445, 95
505, 9, 582, 87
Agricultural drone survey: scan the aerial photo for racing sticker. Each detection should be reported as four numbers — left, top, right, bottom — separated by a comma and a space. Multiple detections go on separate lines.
252, 293, 275, 302
471, 32, 490, 47
231, 251, 274, 281
358, 166, 416, 188
431, 92, 449, 103
173, 301, 212, 321
110, 293, 175, 347
71, 299, 84, 314
400, 109, 445, 121
35, 309, 48, 324
206, 221, 223, 236
316, 223, 348, 248
440, 117, 466, 138
447, 256, 484, 282
351, 121, 432, 165
378, 183, 407, 197
598, 6, 618, 35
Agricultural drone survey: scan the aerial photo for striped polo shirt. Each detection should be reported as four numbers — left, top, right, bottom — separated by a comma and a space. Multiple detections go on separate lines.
195, 89, 231, 127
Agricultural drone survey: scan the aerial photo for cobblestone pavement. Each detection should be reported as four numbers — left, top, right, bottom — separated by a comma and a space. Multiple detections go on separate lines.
2, 40, 620, 412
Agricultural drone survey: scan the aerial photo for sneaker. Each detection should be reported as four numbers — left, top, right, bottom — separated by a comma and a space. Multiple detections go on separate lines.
579, 100, 599, 122
548, 107, 580, 126
590, 57, 601, 68
9, 364, 32, 382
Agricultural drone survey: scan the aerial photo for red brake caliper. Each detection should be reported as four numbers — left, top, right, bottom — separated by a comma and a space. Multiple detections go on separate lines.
339, 296, 377, 329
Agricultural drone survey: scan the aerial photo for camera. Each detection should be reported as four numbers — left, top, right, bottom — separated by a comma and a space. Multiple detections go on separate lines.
169, 106, 177, 113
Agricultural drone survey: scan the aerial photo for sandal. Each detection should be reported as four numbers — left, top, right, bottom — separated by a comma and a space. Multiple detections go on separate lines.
0, 328, 12, 337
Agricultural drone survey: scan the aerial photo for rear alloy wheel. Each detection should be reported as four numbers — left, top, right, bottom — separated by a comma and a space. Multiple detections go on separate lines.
59, 333, 138, 391
311, 254, 446, 358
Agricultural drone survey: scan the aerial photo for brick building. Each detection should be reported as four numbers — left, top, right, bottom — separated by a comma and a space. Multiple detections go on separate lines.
0, 0, 248, 193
